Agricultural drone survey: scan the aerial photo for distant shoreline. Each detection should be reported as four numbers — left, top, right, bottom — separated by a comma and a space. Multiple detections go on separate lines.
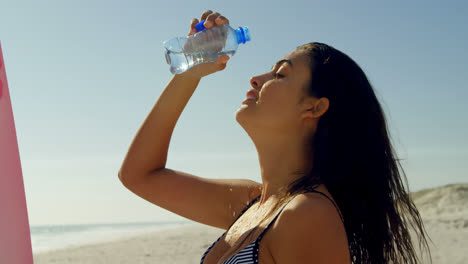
30, 220, 194, 254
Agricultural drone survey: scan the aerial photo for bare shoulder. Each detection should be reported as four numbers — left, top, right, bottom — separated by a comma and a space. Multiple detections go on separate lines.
267, 191, 350, 264
276, 190, 346, 234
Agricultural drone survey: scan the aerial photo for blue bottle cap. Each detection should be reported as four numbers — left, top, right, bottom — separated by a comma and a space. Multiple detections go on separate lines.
242, 26, 251, 42
235, 26, 251, 44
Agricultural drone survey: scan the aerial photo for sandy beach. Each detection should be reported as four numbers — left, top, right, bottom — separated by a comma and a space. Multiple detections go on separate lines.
34, 183, 468, 264
33, 223, 225, 264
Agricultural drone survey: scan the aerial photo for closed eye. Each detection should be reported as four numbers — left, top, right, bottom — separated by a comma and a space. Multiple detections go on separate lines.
273, 72, 284, 79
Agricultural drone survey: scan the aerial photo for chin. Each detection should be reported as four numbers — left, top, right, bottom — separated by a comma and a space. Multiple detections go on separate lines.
235, 109, 249, 127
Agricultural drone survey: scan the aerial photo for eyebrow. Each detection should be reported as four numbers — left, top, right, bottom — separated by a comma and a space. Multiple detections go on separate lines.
271, 59, 293, 70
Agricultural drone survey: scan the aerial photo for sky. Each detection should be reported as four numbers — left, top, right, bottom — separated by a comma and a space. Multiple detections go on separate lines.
1, 0, 467, 226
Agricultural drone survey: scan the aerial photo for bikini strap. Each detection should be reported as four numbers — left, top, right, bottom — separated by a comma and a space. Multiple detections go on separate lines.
306, 190, 345, 224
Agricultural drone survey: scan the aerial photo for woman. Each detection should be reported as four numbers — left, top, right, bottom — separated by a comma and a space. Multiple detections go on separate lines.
119, 10, 431, 264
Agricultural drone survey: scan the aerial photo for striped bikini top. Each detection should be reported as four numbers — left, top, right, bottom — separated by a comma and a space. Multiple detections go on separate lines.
200, 189, 345, 264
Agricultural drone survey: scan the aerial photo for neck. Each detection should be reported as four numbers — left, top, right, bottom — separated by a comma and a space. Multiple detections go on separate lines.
254, 137, 314, 206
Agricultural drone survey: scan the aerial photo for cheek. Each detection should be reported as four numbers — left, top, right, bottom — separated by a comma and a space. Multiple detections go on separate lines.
259, 88, 295, 118
259, 83, 290, 106
258, 83, 281, 103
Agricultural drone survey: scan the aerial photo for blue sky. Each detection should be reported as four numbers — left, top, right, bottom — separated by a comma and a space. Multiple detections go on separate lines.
1, 0, 467, 225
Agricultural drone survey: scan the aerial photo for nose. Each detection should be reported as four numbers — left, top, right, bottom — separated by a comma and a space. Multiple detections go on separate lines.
250, 76, 260, 89
251, 72, 272, 89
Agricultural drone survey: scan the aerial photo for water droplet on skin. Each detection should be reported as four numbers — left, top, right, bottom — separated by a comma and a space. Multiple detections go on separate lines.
229, 188, 233, 192
233, 211, 236, 217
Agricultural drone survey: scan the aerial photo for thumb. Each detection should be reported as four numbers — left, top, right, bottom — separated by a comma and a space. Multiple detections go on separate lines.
215, 55, 230, 69
183, 55, 231, 78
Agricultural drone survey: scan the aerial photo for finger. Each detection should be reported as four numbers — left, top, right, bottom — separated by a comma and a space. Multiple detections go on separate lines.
215, 15, 229, 25
204, 12, 220, 28
215, 55, 230, 66
216, 56, 229, 71
217, 62, 227, 71
200, 10, 213, 22
188, 18, 199, 36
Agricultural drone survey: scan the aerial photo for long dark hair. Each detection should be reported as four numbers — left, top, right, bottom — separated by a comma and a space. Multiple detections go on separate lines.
258, 42, 432, 263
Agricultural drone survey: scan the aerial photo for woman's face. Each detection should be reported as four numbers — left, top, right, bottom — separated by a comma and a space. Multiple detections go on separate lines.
236, 49, 314, 135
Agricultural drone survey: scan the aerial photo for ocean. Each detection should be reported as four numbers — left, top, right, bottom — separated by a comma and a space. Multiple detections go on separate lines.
30, 220, 192, 254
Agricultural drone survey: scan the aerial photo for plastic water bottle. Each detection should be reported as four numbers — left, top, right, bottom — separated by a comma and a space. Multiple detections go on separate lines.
163, 20, 251, 74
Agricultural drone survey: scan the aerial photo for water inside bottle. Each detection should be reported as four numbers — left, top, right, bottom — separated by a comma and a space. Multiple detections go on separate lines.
166, 50, 235, 74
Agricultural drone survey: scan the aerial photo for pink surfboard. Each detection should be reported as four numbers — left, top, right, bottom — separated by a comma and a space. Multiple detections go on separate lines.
0, 41, 34, 263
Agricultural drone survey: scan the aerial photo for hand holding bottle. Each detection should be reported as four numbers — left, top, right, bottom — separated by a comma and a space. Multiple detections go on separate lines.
164, 10, 250, 78
180, 10, 231, 78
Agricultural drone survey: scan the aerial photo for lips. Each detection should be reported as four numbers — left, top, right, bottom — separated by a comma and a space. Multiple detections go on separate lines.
246, 89, 258, 101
